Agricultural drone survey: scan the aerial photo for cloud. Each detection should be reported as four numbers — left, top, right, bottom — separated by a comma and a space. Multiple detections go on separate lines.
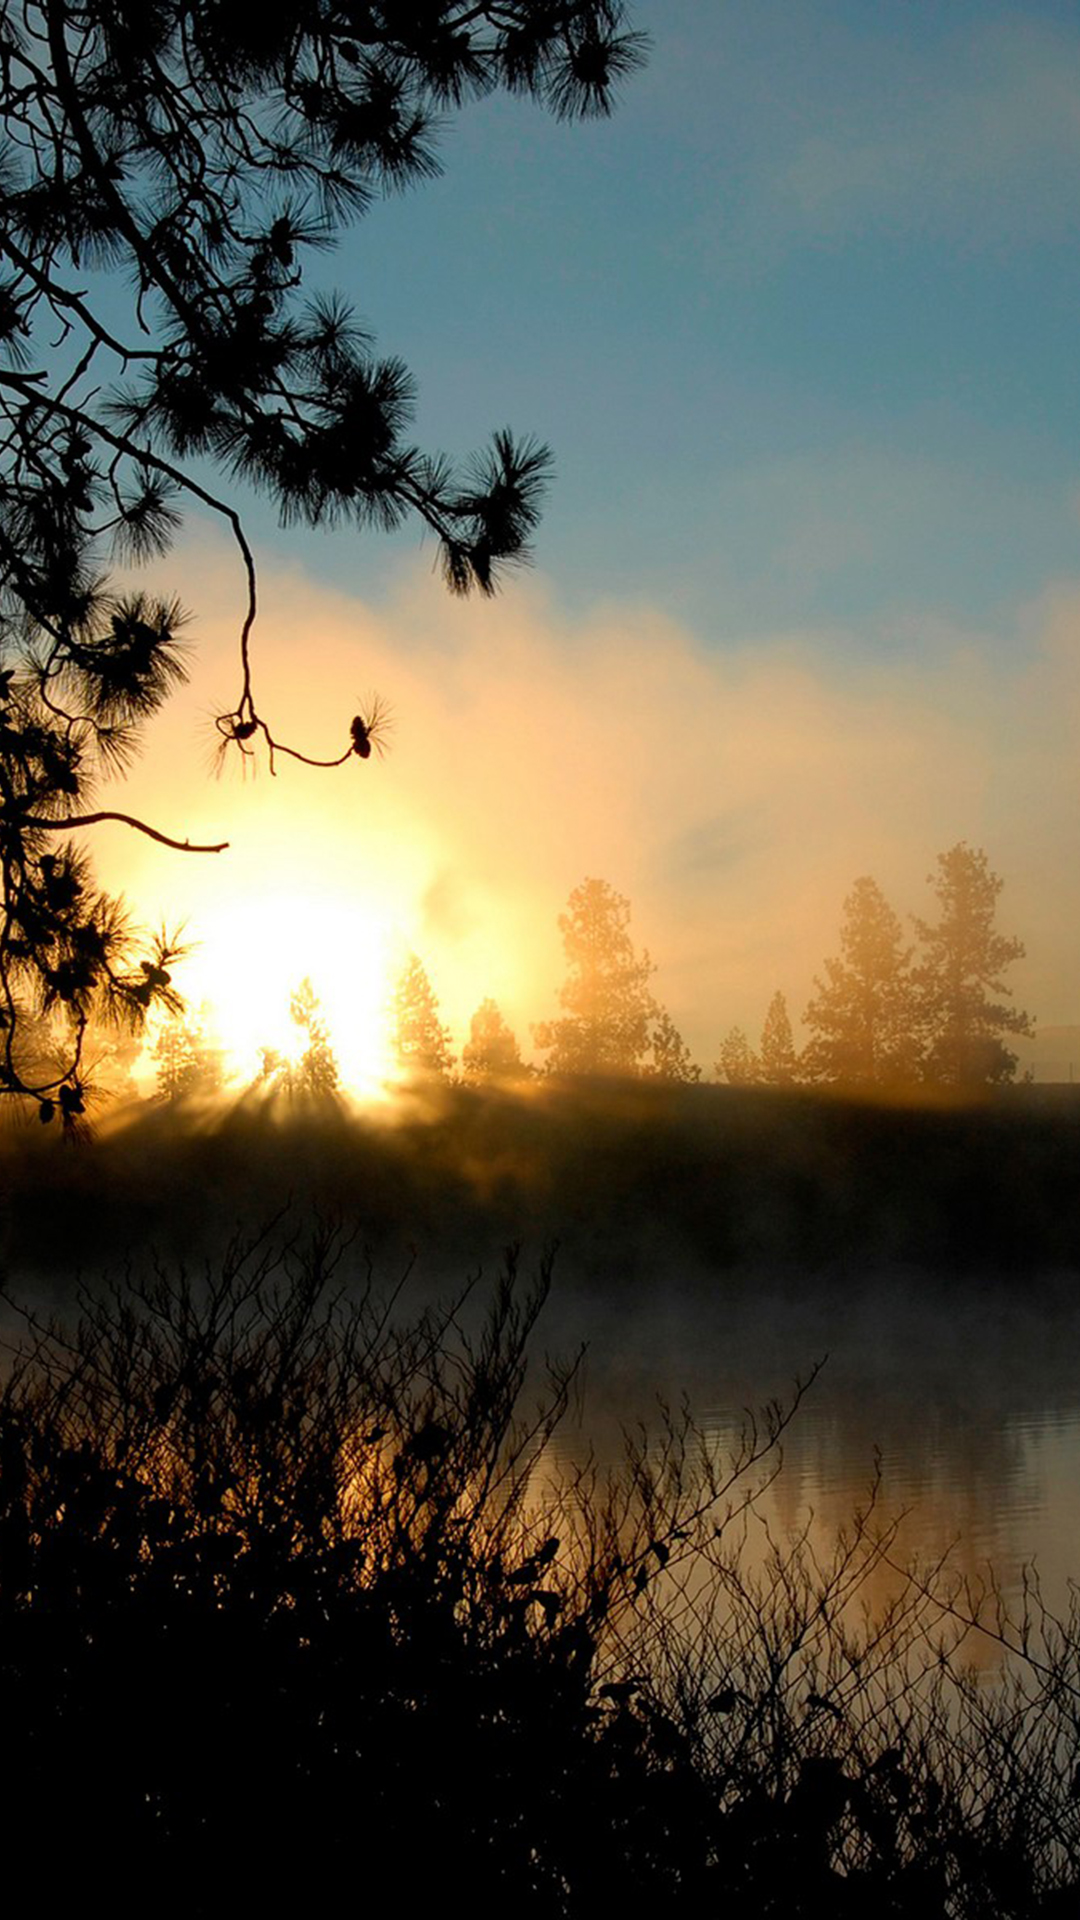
96, 532, 1080, 1078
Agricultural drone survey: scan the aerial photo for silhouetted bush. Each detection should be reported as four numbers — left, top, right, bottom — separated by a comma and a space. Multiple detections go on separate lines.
0, 1225, 1077, 1914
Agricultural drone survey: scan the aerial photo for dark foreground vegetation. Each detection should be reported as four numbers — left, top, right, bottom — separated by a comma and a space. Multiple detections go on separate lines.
0, 1225, 1077, 1916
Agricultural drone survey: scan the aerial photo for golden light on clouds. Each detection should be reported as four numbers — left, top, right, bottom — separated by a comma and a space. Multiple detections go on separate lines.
89, 529, 1080, 1095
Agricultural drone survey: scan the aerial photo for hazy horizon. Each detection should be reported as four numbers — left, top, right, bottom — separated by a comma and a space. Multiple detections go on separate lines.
73, 532, 1079, 1094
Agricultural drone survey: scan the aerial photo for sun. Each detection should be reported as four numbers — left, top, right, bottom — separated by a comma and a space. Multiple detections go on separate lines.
174, 888, 399, 1098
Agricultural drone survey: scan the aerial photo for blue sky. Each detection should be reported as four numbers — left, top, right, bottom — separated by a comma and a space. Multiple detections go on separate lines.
235, 0, 1080, 641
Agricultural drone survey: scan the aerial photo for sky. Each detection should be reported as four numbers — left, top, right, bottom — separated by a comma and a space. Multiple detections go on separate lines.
87, 0, 1080, 1086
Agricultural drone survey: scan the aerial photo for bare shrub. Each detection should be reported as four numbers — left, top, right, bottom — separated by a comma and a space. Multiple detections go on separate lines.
0, 1227, 1077, 1914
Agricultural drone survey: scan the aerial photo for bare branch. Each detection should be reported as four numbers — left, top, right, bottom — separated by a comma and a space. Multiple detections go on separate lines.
22, 809, 228, 853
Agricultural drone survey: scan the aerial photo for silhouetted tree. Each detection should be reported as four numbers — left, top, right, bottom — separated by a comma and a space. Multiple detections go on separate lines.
914, 844, 1033, 1086
260, 977, 339, 1096
534, 878, 657, 1076
759, 990, 800, 1086
803, 877, 921, 1088
461, 997, 527, 1082
152, 1004, 225, 1101
649, 1008, 700, 1082
715, 1027, 760, 1086
392, 953, 454, 1081
0, 3, 646, 1115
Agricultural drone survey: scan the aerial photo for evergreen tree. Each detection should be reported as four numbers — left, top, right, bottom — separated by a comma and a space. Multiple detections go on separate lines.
759, 991, 799, 1086
153, 1007, 225, 1102
715, 1028, 760, 1086
392, 954, 455, 1081
461, 999, 527, 1082
913, 844, 1033, 1086
0, 3, 645, 1116
533, 879, 657, 1076
803, 877, 921, 1088
259, 979, 339, 1096
649, 1009, 700, 1083
291, 979, 340, 1095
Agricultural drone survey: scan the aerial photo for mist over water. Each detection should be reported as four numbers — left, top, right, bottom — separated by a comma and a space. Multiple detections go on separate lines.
3, 1079, 1078, 1613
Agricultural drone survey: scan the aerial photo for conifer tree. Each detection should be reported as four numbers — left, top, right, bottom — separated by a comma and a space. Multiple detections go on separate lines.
715, 1027, 760, 1086
153, 1005, 225, 1101
533, 878, 657, 1076
461, 999, 527, 1082
759, 991, 799, 1086
392, 954, 455, 1081
914, 844, 1032, 1086
259, 978, 339, 1096
649, 1009, 700, 1083
803, 877, 920, 1088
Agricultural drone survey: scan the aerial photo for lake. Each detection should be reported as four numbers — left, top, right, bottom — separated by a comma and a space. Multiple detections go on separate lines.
537, 1260, 1080, 1656
3, 1083, 1079, 1648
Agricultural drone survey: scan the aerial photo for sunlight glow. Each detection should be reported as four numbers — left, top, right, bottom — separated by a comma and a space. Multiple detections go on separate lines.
174, 890, 399, 1098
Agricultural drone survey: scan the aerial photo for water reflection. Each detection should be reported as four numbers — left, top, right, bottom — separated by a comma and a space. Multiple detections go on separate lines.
540, 1268, 1080, 1626
3, 1090, 1078, 1651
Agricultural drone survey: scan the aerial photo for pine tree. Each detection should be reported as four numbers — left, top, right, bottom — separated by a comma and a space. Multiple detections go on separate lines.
649, 1009, 700, 1083
803, 877, 921, 1088
259, 979, 339, 1097
392, 955, 455, 1082
759, 991, 799, 1086
715, 1028, 760, 1086
461, 999, 527, 1082
289, 979, 339, 1095
533, 879, 657, 1077
913, 844, 1033, 1086
152, 1005, 225, 1101
0, 3, 646, 1116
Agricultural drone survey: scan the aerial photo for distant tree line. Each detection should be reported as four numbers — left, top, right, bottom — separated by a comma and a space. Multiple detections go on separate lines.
142, 842, 1033, 1102
385, 877, 701, 1092
717, 846, 1033, 1092
388, 844, 1033, 1095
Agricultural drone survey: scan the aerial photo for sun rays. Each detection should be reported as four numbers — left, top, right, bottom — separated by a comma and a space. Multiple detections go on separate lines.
169, 890, 400, 1099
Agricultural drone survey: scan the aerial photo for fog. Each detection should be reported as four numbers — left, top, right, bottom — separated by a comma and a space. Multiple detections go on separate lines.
83, 535, 1080, 1082
3, 1081, 1079, 1609
5, 1079, 1079, 1286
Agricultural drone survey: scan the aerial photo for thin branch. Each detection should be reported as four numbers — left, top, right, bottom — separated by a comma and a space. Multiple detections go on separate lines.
0, 233, 158, 365
23, 809, 228, 853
